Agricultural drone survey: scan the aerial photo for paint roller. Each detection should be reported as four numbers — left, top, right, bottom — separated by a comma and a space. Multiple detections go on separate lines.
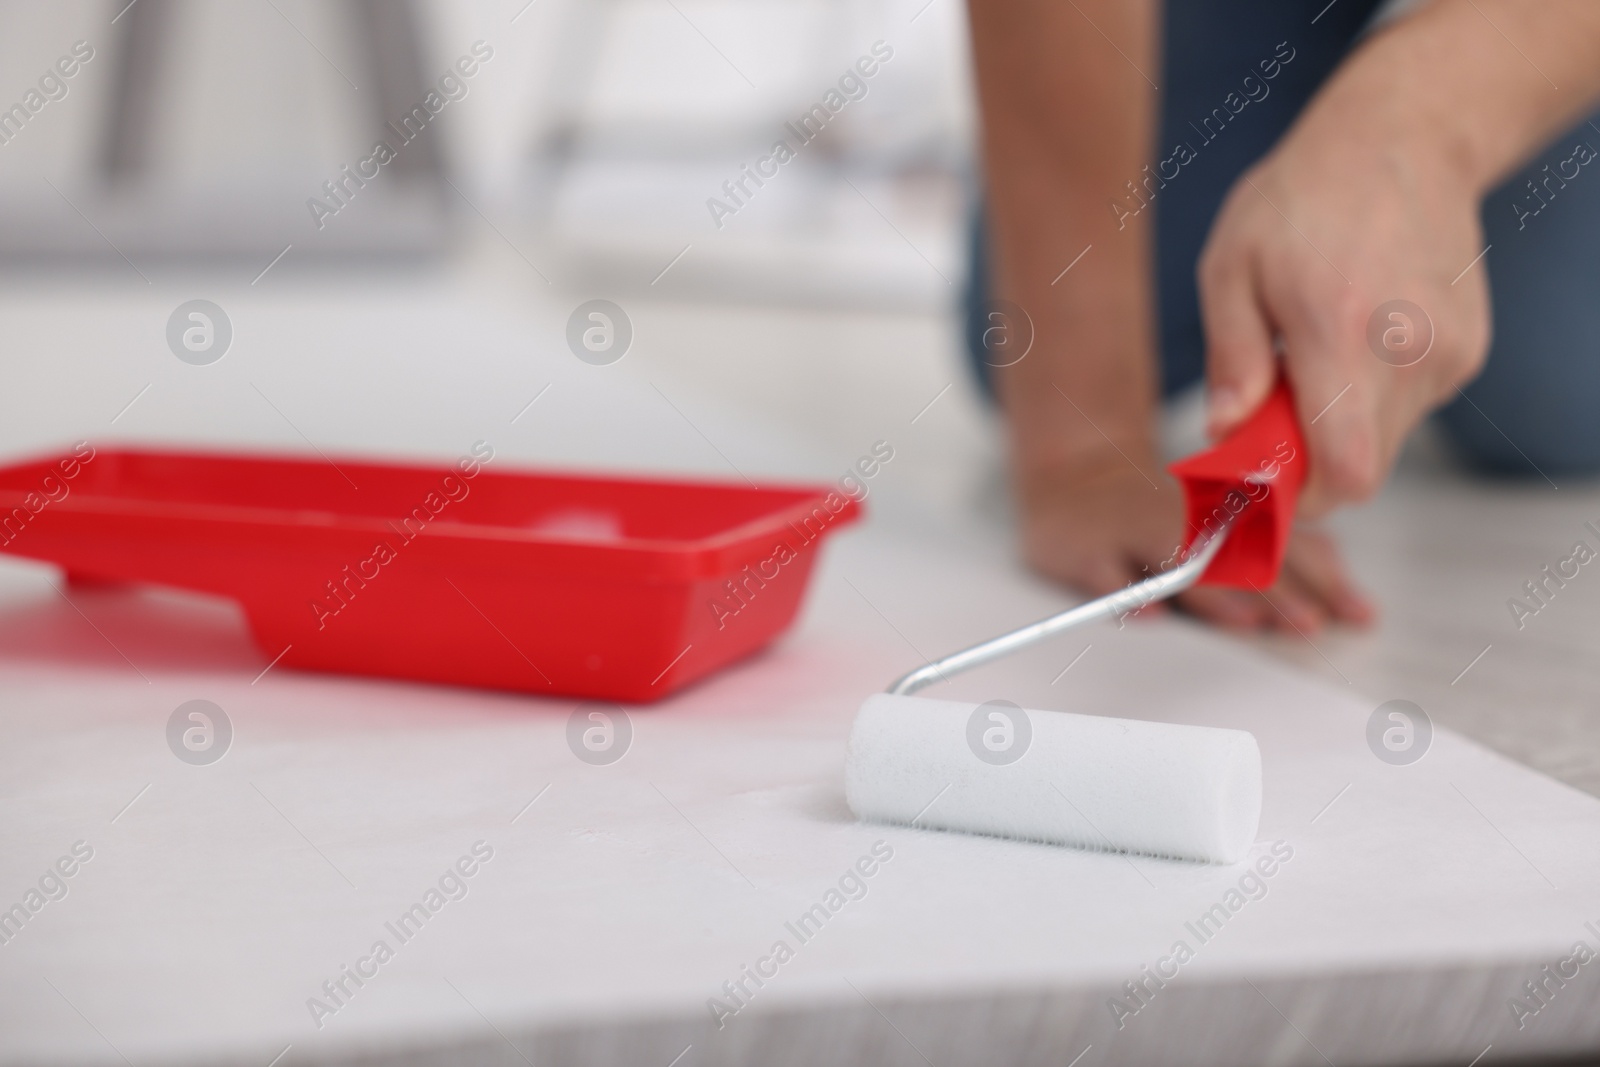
845, 381, 1307, 864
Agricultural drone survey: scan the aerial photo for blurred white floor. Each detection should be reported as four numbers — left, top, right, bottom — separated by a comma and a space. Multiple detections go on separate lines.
2, 233, 1596, 801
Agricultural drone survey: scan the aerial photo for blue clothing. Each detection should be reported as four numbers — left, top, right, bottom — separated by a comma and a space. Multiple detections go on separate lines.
965, 0, 1600, 475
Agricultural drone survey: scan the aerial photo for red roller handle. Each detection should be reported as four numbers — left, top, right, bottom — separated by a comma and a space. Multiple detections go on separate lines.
1168, 377, 1307, 589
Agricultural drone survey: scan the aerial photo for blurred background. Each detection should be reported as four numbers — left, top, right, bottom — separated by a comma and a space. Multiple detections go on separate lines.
0, 0, 973, 304
0, 0, 996, 516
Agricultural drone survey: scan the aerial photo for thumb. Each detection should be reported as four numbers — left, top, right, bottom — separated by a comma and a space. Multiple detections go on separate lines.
1199, 251, 1278, 439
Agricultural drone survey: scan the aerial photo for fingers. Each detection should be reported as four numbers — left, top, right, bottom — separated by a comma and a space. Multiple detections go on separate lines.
1177, 586, 1272, 630
1253, 260, 1380, 517
1178, 578, 1323, 633
1289, 346, 1380, 517
1179, 580, 1321, 633
1074, 555, 1145, 600
1202, 175, 1387, 516
1175, 528, 1375, 632
1281, 526, 1377, 626
1020, 521, 1146, 602
1198, 227, 1279, 440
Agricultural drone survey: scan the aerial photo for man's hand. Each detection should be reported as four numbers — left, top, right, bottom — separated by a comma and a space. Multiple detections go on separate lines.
1017, 451, 1374, 632
1201, 0, 1600, 516
970, 0, 1377, 630
970, 0, 1600, 629
1198, 63, 1490, 516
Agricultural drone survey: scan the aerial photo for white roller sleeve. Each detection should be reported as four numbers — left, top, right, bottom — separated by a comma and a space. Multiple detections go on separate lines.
845, 694, 1262, 864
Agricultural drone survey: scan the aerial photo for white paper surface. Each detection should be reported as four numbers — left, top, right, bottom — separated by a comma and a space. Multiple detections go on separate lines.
1, 521, 1598, 1067
0, 286, 1595, 1067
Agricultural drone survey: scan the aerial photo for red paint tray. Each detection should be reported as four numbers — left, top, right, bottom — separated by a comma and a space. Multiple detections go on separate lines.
0, 445, 860, 701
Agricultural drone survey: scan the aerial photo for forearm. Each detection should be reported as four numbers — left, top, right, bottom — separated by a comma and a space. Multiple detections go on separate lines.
1290, 0, 1600, 197
968, 0, 1161, 479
